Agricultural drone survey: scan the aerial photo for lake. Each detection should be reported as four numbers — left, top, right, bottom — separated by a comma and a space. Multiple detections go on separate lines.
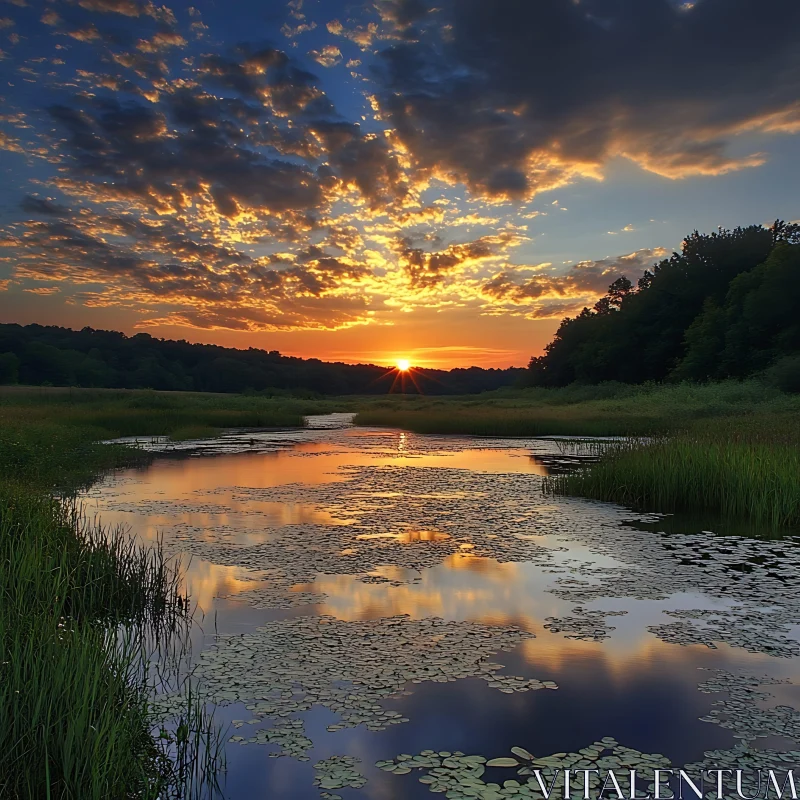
86, 415, 800, 799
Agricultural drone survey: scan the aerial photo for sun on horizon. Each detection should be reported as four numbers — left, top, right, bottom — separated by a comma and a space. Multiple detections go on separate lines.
396, 359, 411, 372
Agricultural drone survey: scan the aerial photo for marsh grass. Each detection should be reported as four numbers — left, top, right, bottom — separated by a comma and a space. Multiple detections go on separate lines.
0, 409, 226, 797
546, 415, 800, 528
354, 407, 657, 437
1, 493, 183, 626
0, 386, 331, 440
168, 424, 222, 441
0, 422, 146, 494
354, 380, 800, 438
2, 616, 157, 798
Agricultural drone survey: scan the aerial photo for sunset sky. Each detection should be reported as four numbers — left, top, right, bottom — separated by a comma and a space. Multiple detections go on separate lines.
1, 0, 799, 368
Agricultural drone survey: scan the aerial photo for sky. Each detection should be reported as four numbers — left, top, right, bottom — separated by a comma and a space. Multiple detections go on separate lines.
0, 0, 799, 369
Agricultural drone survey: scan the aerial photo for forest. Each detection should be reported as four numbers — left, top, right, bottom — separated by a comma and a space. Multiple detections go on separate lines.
0, 323, 523, 395
528, 220, 800, 390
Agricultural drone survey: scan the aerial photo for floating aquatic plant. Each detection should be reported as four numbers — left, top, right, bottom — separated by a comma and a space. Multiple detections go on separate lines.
169, 615, 555, 760
313, 755, 366, 796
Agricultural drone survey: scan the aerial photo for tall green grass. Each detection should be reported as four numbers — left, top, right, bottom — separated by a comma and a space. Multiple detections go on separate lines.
2, 614, 160, 797
0, 422, 149, 493
0, 415, 224, 797
546, 415, 800, 528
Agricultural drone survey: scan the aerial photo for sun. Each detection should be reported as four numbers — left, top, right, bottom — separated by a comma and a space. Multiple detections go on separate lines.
396, 358, 411, 372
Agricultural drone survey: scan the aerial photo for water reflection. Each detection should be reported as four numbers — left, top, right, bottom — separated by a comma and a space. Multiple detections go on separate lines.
356, 529, 452, 542
83, 422, 800, 799
182, 561, 263, 613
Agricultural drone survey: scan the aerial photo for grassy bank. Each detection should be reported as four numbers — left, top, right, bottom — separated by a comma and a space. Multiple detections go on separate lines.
0, 410, 223, 796
354, 381, 800, 528
355, 406, 653, 437
546, 415, 800, 528
0, 385, 340, 441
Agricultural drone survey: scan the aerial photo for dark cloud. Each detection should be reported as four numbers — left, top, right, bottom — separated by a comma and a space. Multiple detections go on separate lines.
77, 0, 173, 21
47, 92, 325, 220
109, 49, 169, 80
310, 120, 406, 206
397, 234, 509, 288
43, 0, 181, 53
41, 26, 408, 219
10, 0, 796, 337
308, 45, 342, 68
324, 224, 364, 255
377, 0, 429, 36
77, 0, 142, 16
374, 0, 800, 197
19, 196, 70, 216
1, 4, 417, 331
198, 45, 327, 114
136, 29, 186, 52
382, 0, 427, 27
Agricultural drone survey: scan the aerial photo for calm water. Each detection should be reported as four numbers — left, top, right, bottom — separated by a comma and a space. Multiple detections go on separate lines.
86, 415, 800, 798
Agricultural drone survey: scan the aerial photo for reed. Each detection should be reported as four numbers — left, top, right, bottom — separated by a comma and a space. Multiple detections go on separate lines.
0, 417, 224, 797
546, 416, 800, 528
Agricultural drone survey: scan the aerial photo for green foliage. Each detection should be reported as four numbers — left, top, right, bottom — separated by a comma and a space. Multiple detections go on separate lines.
672, 299, 728, 381
0, 352, 19, 384
764, 355, 800, 394
678, 243, 800, 380
528, 221, 800, 387
0, 421, 141, 493
0, 493, 176, 797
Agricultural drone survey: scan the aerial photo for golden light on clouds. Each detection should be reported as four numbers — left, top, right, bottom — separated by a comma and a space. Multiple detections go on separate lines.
1, 0, 798, 366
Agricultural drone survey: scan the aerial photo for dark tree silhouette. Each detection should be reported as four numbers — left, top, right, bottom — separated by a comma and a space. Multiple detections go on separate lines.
0, 324, 525, 395
527, 221, 798, 387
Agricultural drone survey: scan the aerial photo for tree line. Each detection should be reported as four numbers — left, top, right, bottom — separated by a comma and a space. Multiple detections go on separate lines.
528, 220, 800, 391
4, 219, 797, 396
0, 324, 524, 395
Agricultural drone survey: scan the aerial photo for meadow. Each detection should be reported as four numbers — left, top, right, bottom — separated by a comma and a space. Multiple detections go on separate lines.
354, 380, 800, 435
0, 385, 338, 443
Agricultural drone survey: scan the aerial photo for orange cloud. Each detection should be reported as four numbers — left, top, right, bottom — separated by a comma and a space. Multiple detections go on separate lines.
481, 248, 669, 319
